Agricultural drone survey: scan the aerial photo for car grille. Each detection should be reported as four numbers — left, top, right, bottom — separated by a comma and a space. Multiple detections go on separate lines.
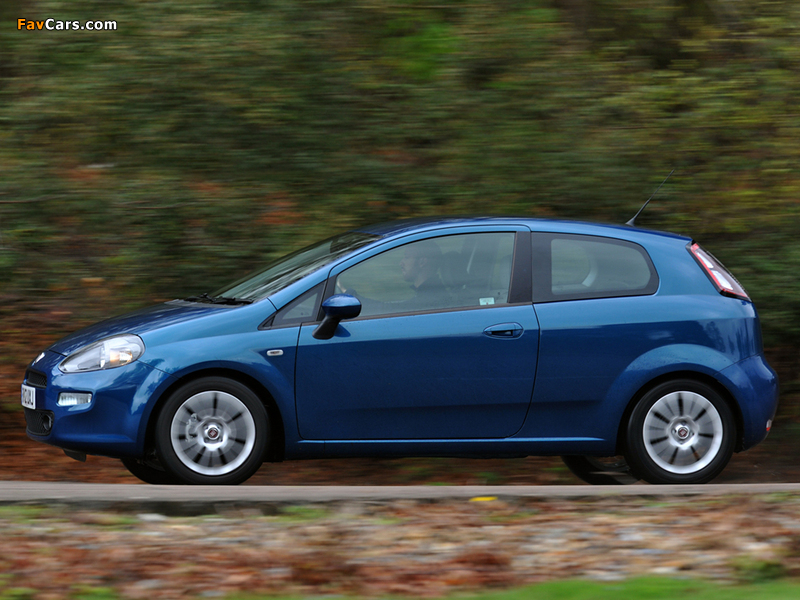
25, 369, 47, 389
24, 408, 53, 436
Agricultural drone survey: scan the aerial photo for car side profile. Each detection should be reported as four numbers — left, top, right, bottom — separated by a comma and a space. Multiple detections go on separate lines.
21, 217, 779, 485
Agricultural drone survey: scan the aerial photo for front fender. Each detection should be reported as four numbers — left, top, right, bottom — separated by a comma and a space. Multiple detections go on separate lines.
137, 328, 300, 452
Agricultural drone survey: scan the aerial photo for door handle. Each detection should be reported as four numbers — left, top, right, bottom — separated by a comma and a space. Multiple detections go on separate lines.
483, 323, 523, 339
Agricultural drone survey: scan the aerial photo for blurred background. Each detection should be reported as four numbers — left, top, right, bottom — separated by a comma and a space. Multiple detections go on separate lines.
1, 0, 799, 481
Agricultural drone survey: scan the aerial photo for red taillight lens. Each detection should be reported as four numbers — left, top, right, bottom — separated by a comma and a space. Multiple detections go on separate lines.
688, 243, 750, 300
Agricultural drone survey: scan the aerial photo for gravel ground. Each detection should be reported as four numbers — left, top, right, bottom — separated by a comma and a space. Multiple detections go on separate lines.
4, 493, 800, 599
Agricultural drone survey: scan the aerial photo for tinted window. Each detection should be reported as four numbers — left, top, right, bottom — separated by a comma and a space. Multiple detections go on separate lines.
535, 234, 658, 302
336, 232, 515, 318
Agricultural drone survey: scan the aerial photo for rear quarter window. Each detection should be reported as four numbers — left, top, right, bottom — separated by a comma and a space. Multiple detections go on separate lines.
534, 234, 659, 302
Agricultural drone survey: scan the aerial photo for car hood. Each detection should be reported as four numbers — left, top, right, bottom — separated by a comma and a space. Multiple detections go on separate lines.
48, 301, 242, 356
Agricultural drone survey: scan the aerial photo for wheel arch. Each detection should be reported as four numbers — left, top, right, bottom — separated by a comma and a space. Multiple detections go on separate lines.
615, 370, 745, 455
143, 368, 286, 463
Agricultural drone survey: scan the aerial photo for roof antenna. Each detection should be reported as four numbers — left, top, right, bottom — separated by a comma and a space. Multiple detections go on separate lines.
626, 169, 674, 227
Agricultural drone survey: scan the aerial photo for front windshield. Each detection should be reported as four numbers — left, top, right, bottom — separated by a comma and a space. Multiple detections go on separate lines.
212, 232, 378, 302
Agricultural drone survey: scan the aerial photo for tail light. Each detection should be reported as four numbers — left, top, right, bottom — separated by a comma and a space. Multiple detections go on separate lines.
688, 243, 750, 300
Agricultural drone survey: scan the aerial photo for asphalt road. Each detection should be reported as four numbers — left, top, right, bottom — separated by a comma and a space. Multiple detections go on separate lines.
3, 482, 800, 513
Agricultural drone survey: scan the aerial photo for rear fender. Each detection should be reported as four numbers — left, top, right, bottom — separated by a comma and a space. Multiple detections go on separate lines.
606, 343, 738, 449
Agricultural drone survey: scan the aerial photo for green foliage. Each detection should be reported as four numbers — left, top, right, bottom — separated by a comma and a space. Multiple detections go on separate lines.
1, 0, 800, 353
0, 590, 37, 600
730, 557, 788, 583
6, 577, 800, 600
69, 588, 119, 600
486, 578, 800, 599
0, 505, 50, 521
273, 504, 330, 522
224, 578, 800, 599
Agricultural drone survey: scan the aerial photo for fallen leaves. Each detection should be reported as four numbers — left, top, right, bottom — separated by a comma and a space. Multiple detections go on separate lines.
2, 495, 800, 598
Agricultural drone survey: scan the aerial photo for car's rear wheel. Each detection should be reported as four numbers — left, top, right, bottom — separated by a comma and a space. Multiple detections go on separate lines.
561, 455, 639, 485
121, 454, 179, 485
625, 379, 735, 484
154, 377, 269, 485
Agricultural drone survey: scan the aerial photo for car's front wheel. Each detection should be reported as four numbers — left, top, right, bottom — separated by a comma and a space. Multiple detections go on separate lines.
625, 379, 735, 484
154, 377, 269, 485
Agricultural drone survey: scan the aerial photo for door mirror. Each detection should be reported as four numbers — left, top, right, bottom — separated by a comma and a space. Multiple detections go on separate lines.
312, 294, 362, 340
321, 294, 362, 319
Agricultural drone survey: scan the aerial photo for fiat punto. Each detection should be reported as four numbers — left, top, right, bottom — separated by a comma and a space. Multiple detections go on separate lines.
22, 217, 778, 485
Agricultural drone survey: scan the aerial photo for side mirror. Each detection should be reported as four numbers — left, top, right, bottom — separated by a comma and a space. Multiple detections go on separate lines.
312, 294, 362, 340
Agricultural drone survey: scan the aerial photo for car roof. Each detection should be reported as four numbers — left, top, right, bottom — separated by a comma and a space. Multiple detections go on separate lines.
356, 216, 691, 244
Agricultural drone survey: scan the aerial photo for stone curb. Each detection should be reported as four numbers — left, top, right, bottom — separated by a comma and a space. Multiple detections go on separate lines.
2, 482, 800, 515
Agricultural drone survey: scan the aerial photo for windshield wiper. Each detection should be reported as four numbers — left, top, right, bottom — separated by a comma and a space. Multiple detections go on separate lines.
184, 292, 214, 303
183, 293, 252, 305
209, 296, 253, 305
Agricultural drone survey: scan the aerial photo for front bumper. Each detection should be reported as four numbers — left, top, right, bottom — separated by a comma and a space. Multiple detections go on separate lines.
23, 350, 174, 458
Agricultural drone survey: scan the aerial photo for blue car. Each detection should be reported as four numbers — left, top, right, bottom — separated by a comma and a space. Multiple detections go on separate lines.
21, 217, 778, 485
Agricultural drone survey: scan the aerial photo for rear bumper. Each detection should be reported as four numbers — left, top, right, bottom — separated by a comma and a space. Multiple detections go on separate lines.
720, 353, 779, 451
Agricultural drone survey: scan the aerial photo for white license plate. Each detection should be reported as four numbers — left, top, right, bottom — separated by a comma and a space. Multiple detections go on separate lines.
21, 384, 36, 409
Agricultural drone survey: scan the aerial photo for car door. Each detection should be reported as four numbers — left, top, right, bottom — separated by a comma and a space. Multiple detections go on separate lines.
294, 227, 539, 440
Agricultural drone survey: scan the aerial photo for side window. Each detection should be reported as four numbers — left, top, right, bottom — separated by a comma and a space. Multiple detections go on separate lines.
541, 235, 657, 301
270, 283, 324, 328
336, 232, 516, 318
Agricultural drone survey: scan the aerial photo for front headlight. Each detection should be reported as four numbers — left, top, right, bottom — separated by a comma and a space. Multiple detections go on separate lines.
59, 334, 145, 373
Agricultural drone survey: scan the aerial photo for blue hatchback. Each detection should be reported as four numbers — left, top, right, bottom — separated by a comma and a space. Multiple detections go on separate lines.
21, 217, 778, 485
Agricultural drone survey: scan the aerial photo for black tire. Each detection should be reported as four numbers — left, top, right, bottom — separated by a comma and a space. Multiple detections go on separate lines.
121, 455, 179, 485
154, 377, 269, 485
624, 379, 735, 484
561, 455, 639, 485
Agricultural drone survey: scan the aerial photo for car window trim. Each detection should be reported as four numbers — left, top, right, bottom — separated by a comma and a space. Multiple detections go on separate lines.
508, 230, 532, 304
321, 300, 535, 324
